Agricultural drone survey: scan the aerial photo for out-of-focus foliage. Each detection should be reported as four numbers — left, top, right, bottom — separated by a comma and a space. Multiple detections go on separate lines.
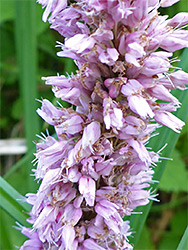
159, 148, 188, 193
0, 0, 187, 249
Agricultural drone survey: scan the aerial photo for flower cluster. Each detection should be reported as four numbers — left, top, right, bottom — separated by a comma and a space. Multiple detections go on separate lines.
20, 0, 188, 249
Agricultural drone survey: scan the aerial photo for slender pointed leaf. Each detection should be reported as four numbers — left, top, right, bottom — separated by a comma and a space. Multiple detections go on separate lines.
177, 226, 188, 250
15, 0, 40, 150
0, 210, 12, 250
0, 176, 31, 212
3, 149, 34, 180
0, 177, 31, 226
0, 189, 29, 227
15, 0, 40, 191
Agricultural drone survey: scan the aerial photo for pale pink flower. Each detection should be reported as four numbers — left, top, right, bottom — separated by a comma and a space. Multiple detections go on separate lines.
79, 176, 96, 206
82, 122, 101, 149
154, 111, 185, 133
20, 0, 187, 249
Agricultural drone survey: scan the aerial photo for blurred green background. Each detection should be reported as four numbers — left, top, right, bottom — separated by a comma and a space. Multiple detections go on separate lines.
0, 0, 188, 249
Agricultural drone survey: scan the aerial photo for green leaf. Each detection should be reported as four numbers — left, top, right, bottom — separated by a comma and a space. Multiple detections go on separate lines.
3, 149, 34, 180
36, 3, 49, 35
15, 0, 40, 191
176, 117, 188, 158
0, 177, 31, 226
0, 208, 27, 250
181, 117, 188, 135
15, 0, 40, 151
177, 226, 188, 250
0, 209, 12, 250
134, 225, 154, 250
0, 0, 14, 23
0, 177, 31, 212
159, 149, 188, 192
